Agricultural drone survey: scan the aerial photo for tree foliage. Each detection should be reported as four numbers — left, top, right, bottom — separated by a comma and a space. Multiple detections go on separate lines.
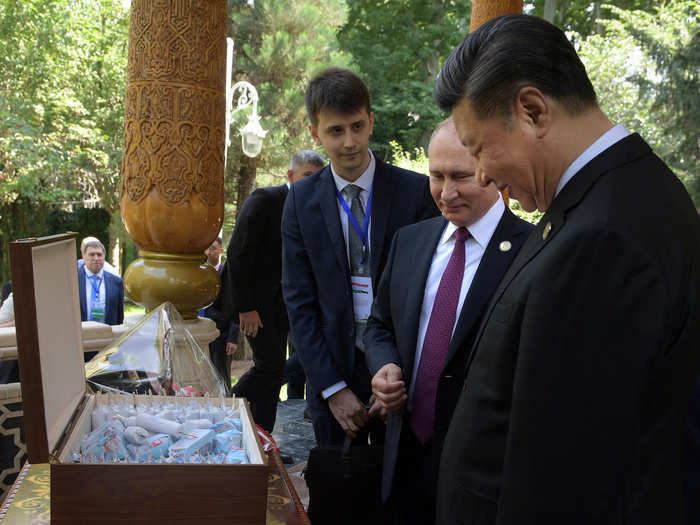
337, 0, 471, 159
579, 1, 699, 204
0, 0, 129, 280
226, 0, 348, 219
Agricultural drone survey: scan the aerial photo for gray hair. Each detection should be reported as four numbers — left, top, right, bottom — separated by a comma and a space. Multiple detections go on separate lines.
289, 150, 325, 171
82, 239, 106, 255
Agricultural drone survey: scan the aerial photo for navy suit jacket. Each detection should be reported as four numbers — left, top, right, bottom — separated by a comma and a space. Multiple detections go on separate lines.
282, 157, 439, 400
78, 267, 124, 326
364, 208, 533, 500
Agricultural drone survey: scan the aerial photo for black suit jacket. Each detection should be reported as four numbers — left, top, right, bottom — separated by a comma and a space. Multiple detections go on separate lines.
437, 134, 700, 525
365, 208, 533, 500
228, 184, 289, 319
282, 157, 439, 399
78, 267, 124, 325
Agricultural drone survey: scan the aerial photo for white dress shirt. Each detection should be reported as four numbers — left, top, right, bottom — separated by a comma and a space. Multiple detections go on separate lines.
408, 197, 505, 407
555, 124, 629, 196
323, 150, 376, 400
84, 267, 106, 322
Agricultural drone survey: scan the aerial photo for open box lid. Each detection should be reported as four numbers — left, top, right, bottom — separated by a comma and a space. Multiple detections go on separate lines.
10, 234, 86, 463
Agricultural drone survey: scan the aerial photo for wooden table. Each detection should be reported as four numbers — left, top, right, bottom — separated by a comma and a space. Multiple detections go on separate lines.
0, 451, 309, 525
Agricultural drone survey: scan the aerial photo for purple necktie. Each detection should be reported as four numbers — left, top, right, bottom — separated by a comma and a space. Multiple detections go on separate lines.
411, 227, 469, 444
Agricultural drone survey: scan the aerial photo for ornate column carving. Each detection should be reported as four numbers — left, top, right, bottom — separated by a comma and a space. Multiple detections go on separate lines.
120, 0, 227, 319
470, 1, 523, 32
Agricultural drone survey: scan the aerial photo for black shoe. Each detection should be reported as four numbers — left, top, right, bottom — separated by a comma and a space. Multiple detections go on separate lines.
279, 453, 294, 464
303, 408, 312, 422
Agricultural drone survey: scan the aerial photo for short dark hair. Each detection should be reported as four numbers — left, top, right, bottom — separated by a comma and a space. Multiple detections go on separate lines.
215, 237, 222, 246
435, 15, 597, 118
82, 240, 106, 255
305, 68, 371, 128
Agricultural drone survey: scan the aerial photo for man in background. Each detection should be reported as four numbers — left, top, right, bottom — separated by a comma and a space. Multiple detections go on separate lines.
78, 239, 124, 359
228, 150, 324, 432
434, 15, 700, 524
365, 118, 532, 524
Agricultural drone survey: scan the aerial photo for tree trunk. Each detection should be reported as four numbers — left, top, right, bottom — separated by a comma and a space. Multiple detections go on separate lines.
235, 153, 257, 220
544, 0, 557, 23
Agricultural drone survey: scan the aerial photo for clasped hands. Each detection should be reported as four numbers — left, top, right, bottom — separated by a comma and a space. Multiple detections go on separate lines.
328, 363, 406, 438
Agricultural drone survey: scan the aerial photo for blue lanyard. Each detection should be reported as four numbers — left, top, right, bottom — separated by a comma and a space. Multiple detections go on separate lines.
336, 185, 373, 264
89, 275, 103, 299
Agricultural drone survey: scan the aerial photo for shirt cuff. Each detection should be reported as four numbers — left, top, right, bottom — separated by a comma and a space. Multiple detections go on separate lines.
321, 381, 347, 400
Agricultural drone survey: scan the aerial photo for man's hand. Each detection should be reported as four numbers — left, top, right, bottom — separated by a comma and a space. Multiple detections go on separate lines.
327, 387, 368, 439
371, 363, 406, 412
225, 342, 238, 356
368, 394, 388, 423
239, 310, 263, 338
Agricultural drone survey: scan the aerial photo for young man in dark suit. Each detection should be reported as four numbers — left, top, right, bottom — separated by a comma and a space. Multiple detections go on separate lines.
78, 239, 124, 360
365, 118, 533, 524
228, 150, 324, 432
433, 15, 700, 525
282, 68, 440, 448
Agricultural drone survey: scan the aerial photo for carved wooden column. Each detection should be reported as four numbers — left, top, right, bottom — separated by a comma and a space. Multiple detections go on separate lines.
470, 1, 523, 31
120, 0, 227, 319
470, 0, 522, 206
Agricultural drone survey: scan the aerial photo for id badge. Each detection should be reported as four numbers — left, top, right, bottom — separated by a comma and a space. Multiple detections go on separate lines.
90, 302, 105, 322
351, 276, 373, 322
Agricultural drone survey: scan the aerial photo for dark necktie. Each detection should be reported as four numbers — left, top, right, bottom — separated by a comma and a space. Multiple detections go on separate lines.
343, 184, 370, 350
411, 227, 469, 444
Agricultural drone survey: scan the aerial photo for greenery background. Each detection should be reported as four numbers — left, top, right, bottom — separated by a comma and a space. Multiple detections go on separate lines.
0, 0, 696, 283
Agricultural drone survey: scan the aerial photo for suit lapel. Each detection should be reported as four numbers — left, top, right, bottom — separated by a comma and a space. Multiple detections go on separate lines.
370, 159, 392, 288
401, 217, 446, 371
78, 268, 87, 317
318, 167, 350, 280
103, 273, 112, 323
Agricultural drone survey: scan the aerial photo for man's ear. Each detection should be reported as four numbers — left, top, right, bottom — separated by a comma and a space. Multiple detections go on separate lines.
368, 111, 375, 136
309, 124, 322, 146
286, 169, 295, 185
514, 87, 551, 138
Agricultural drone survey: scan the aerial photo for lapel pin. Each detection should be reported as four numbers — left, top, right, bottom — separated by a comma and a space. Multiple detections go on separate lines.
499, 241, 512, 252
542, 222, 552, 240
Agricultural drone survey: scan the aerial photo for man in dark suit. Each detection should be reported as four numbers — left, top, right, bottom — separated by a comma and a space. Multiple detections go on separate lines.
365, 118, 533, 525
228, 150, 325, 432
201, 238, 238, 393
78, 239, 124, 360
433, 15, 700, 525
282, 68, 440, 449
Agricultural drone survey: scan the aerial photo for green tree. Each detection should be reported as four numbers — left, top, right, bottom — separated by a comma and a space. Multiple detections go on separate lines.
0, 0, 129, 280
337, 0, 471, 159
226, 0, 348, 220
579, 1, 699, 204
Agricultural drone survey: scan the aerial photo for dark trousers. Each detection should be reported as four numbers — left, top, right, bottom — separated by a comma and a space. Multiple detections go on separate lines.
389, 421, 441, 525
209, 332, 232, 395
283, 341, 306, 399
231, 306, 287, 432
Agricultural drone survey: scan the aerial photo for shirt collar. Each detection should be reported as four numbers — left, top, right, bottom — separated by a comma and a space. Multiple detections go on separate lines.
440, 196, 505, 248
331, 150, 375, 194
555, 123, 629, 196
84, 266, 104, 280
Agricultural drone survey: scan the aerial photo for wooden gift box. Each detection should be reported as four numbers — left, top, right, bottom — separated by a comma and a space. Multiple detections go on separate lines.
10, 234, 269, 525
